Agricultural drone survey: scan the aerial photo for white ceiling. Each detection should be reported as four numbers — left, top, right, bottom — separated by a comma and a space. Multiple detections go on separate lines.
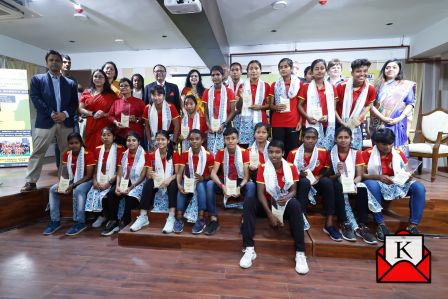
0, 0, 191, 52
0, 0, 447, 54
217, 0, 448, 46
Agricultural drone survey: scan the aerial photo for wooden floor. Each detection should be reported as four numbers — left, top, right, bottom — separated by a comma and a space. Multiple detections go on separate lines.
0, 222, 446, 299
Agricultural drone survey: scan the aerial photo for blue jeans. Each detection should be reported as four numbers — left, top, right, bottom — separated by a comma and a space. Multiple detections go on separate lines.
206, 179, 256, 216
363, 179, 426, 225
49, 180, 93, 223
177, 181, 207, 211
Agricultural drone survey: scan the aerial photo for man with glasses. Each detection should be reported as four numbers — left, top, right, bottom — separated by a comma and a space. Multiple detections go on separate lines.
143, 64, 181, 113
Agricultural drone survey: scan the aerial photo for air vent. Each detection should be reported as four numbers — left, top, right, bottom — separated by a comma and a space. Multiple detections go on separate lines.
0, 0, 40, 21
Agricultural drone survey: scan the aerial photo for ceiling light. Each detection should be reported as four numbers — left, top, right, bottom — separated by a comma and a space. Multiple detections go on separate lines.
272, 0, 288, 10
114, 39, 125, 44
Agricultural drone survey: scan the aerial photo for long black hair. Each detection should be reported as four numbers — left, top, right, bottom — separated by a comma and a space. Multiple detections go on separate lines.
185, 69, 205, 98
89, 69, 113, 94
131, 73, 145, 99
380, 59, 403, 81
156, 130, 174, 161
67, 132, 86, 148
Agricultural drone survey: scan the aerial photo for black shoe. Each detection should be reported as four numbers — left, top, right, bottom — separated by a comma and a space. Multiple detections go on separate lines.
20, 182, 36, 192
341, 222, 356, 242
406, 225, 421, 235
355, 224, 378, 245
376, 223, 390, 242
101, 220, 119, 236
204, 220, 220, 236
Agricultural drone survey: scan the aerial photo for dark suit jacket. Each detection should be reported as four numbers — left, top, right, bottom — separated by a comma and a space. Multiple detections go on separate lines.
143, 81, 181, 112
30, 72, 78, 129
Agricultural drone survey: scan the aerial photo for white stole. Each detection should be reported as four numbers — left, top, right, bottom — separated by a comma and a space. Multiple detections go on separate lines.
188, 146, 207, 178
149, 101, 172, 138
155, 148, 174, 180
96, 143, 117, 180
224, 146, 243, 183
264, 158, 293, 200
121, 146, 145, 184
342, 78, 368, 121
241, 79, 265, 123
367, 146, 405, 176
67, 147, 85, 183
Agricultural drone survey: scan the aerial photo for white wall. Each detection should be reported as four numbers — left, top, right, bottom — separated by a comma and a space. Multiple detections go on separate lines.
411, 17, 448, 58
0, 35, 46, 66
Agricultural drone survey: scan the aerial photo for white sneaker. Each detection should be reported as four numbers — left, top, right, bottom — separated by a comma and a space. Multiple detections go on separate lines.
92, 216, 107, 228
239, 247, 257, 269
162, 216, 175, 234
130, 215, 149, 232
295, 252, 309, 275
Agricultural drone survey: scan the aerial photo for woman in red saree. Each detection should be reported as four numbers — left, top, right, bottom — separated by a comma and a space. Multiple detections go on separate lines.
79, 69, 118, 151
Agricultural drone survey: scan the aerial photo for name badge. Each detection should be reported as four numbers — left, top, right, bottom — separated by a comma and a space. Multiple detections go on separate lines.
226, 179, 239, 196
181, 125, 190, 139
154, 173, 164, 188
280, 96, 290, 113
340, 175, 356, 194
119, 178, 129, 192
58, 177, 70, 193
305, 169, 316, 185
249, 151, 259, 168
211, 118, 221, 132
97, 172, 109, 185
121, 113, 130, 128
183, 175, 195, 193
312, 107, 323, 121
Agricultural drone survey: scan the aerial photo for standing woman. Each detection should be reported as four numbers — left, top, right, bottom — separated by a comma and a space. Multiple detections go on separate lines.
270, 58, 303, 157
102, 61, 121, 97
143, 85, 180, 149
326, 127, 378, 244
85, 127, 125, 229
129, 130, 180, 234
131, 73, 145, 100
179, 95, 207, 152
247, 122, 270, 182
236, 60, 271, 147
108, 78, 146, 146
79, 69, 117, 151
181, 69, 206, 113
102, 132, 147, 236
369, 59, 416, 156
298, 59, 338, 150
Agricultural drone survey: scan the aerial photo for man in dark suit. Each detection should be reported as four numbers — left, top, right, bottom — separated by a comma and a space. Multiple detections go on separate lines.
143, 64, 181, 113
21, 50, 78, 192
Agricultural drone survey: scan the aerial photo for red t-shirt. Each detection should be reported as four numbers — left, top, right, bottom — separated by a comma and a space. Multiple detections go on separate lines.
325, 149, 365, 170
287, 147, 328, 176
117, 149, 149, 175
336, 81, 376, 119
143, 102, 180, 133
202, 87, 236, 119
62, 149, 96, 175
362, 148, 408, 176
256, 163, 299, 201
145, 150, 181, 170
183, 113, 208, 134
94, 144, 126, 173
238, 81, 270, 124
214, 147, 250, 179
179, 150, 215, 177
269, 80, 303, 128
298, 83, 339, 128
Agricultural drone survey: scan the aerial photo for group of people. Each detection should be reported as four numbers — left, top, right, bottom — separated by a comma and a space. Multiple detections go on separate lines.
21, 49, 424, 276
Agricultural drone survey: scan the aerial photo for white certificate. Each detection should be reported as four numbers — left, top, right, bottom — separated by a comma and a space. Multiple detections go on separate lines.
98, 172, 109, 185
226, 179, 239, 196
271, 205, 285, 225
119, 178, 129, 192
348, 117, 360, 129
154, 173, 164, 188
211, 118, 221, 132
393, 169, 411, 186
121, 113, 130, 128
312, 107, 323, 121
243, 93, 252, 108
181, 125, 190, 139
183, 176, 195, 193
280, 96, 290, 113
305, 169, 316, 185
249, 151, 259, 168
340, 176, 356, 194
57, 177, 70, 193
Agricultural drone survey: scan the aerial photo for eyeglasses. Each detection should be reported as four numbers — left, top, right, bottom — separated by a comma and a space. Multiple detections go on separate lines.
119, 85, 131, 88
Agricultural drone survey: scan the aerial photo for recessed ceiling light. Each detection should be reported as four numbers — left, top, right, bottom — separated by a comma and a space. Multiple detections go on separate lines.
114, 39, 125, 44
162, 35, 168, 38
272, 0, 288, 10
271, 29, 277, 33
69, 40, 75, 43
386, 22, 393, 26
